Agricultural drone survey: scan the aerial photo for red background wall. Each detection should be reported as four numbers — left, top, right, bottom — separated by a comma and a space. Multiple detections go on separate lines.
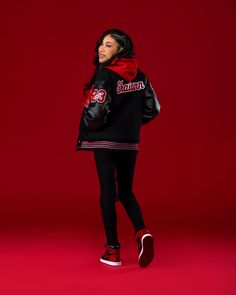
1, 0, 236, 234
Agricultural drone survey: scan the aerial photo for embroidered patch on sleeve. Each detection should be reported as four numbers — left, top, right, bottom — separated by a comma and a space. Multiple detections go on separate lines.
84, 88, 107, 107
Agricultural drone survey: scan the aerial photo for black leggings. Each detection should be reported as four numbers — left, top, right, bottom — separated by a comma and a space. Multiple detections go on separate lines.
94, 149, 146, 247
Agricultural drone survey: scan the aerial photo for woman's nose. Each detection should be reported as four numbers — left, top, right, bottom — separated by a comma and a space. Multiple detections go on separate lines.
100, 44, 105, 51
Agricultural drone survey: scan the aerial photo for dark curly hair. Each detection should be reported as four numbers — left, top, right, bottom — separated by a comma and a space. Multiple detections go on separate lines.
83, 28, 135, 96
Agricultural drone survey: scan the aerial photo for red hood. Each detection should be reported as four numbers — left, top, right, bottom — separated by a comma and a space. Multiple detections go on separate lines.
104, 57, 139, 81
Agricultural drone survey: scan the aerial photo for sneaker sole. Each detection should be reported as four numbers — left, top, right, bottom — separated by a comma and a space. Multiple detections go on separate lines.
100, 258, 122, 266
138, 234, 154, 267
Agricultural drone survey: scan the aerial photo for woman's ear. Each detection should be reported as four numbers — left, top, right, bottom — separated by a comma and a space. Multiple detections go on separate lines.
119, 47, 123, 52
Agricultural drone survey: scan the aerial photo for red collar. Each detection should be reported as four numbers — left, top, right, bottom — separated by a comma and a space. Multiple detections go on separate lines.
104, 57, 139, 81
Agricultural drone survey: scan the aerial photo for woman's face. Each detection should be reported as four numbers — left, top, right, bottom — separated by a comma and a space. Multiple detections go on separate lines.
98, 34, 123, 63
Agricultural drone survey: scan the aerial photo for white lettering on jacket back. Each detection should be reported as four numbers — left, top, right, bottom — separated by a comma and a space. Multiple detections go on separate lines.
116, 80, 145, 94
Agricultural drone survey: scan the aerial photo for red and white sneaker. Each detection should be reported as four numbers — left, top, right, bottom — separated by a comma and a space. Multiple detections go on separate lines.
135, 228, 154, 267
100, 243, 122, 266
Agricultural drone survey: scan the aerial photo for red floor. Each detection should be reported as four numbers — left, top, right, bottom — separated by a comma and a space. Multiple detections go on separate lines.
0, 227, 235, 295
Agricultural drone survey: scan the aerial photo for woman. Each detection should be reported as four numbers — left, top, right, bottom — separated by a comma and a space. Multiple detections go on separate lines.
76, 28, 161, 267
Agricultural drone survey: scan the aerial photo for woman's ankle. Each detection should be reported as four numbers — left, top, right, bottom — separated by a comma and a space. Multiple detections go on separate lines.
108, 242, 121, 249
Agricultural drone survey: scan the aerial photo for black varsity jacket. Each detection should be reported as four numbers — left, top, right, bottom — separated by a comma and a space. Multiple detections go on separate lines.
75, 57, 161, 151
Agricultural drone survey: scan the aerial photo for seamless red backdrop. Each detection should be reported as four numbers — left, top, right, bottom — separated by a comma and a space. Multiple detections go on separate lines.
1, 0, 236, 234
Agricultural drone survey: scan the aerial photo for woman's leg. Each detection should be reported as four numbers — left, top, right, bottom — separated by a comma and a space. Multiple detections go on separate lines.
94, 150, 120, 247
115, 150, 146, 234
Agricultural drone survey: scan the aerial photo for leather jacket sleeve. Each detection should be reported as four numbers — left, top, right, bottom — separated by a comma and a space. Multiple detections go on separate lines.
82, 69, 113, 131
142, 76, 161, 124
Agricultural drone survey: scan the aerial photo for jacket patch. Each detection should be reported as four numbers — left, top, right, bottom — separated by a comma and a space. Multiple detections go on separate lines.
84, 88, 107, 107
117, 80, 145, 94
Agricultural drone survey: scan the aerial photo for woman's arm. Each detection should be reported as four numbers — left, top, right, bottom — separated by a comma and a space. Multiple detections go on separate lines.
142, 76, 161, 124
82, 69, 113, 131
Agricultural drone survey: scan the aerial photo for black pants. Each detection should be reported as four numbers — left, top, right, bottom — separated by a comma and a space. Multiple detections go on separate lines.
94, 149, 146, 247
